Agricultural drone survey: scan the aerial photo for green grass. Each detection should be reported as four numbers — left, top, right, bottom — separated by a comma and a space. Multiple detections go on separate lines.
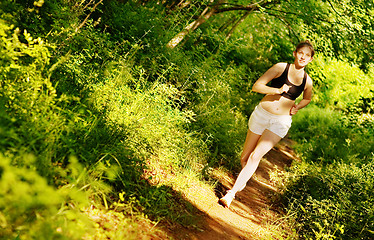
1, 1, 373, 239
277, 104, 374, 239
279, 159, 374, 239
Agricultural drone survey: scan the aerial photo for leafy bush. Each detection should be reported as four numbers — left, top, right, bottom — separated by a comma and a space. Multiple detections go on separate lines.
343, 90, 374, 130
0, 19, 62, 177
188, 58, 251, 170
88, 57, 208, 173
0, 14, 202, 236
281, 159, 374, 239
285, 92, 374, 239
290, 105, 373, 164
0, 154, 93, 240
0, 20, 113, 239
308, 56, 374, 110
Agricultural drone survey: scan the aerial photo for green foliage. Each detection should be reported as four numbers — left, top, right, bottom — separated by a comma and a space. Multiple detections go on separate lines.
232, 12, 296, 66
101, 1, 167, 42
281, 159, 374, 239
98, 1, 175, 77
309, 0, 374, 70
0, 19, 61, 177
1, 0, 374, 239
286, 88, 373, 239
262, 0, 374, 70
0, 21, 113, 239
290, 105, 373, 164
308, 56, 374, 110
87, 58, 209, 172
0, 0, 77, 39
343, 90, 374, 131
189, 58, 251, 169
1, 7, 204, 234
0, 154, 93, 240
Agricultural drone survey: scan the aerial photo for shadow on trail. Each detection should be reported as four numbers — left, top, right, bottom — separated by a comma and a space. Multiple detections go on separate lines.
126, 138, 298, 240
175, 138, 298, 240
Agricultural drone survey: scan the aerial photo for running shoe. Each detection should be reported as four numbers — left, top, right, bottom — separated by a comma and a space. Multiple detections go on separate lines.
218, 191, 235, 208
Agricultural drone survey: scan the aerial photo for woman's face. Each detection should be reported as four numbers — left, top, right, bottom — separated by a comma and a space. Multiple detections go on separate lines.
293, 46, 313, 68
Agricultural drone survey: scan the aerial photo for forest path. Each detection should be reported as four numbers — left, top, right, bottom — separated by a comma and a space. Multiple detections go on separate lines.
169, 138, 298, 240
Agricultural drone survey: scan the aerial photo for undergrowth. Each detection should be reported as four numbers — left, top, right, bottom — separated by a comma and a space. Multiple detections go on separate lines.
1, 1, 373, 239
280, 101, 374, 239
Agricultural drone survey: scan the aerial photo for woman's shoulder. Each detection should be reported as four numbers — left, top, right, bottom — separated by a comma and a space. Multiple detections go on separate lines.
270, 62, 288, 73
264, 62, 288, 79
272, 62, 288, 69
304, 73, 313, 88
274, 62, 289, 67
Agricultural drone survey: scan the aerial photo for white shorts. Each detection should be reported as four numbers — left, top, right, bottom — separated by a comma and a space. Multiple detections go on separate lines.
248, 104, 292, 138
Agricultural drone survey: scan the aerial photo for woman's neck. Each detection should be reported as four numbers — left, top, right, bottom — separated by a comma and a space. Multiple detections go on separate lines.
292, 63, 305, 71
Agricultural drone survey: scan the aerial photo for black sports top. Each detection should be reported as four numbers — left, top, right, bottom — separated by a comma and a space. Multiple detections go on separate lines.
270, 63, 307, 100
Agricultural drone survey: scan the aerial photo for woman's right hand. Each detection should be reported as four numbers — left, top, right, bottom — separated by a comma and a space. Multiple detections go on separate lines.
280, 84, 290, 94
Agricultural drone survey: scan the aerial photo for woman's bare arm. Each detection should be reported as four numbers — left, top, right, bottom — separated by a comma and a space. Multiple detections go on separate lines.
252, 63, 289, 95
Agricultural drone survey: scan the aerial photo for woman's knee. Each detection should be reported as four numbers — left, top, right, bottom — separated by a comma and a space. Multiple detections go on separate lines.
247, 151, 262, 165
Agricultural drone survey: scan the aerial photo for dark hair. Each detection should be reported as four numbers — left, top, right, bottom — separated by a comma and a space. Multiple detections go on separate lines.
296, 40, 315, 57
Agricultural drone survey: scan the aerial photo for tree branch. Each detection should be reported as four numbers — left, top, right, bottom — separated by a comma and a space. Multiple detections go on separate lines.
215, 0, 280, 13
263, 11, 300, 42
75, 0, 103, 33
264, 7, 334, 24
325, 0, 342, 16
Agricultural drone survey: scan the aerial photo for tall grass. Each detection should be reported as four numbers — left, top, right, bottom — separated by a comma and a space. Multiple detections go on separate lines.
280, 158, 374, 239
290, 105, 373, 165
279, 101, 374, 239
0, 7, 208, 238
2, 1, 373, 239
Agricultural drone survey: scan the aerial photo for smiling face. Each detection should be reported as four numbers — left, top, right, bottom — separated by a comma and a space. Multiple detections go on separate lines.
293, 46, 313, 68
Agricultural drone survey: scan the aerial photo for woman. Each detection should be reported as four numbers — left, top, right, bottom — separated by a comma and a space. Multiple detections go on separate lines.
219, 40, 314, 208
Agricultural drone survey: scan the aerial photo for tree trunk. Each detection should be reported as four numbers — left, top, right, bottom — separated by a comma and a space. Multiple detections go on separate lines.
166, 0, 222, 49
225, 10, 251, 40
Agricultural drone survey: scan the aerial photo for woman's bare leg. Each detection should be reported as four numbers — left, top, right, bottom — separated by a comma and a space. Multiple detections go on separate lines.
240, 130, 261, 168
231, 129, 282, 194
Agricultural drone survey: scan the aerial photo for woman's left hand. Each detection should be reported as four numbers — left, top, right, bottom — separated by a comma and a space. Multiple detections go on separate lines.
290, 105, 298, 115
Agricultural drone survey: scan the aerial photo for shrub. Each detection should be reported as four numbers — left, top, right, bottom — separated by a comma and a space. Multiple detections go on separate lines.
281, 159, 374, 239
289, 105, 373, 164
189, 58, 251, 170
88, 57, 207, 171
86, 58, 207, 223
308, 56, 374, 110
0, 154, 92, 240
0, 19, 62, 176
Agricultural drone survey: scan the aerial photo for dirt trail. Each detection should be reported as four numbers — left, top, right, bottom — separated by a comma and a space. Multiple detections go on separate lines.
171, 138, 298, 240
